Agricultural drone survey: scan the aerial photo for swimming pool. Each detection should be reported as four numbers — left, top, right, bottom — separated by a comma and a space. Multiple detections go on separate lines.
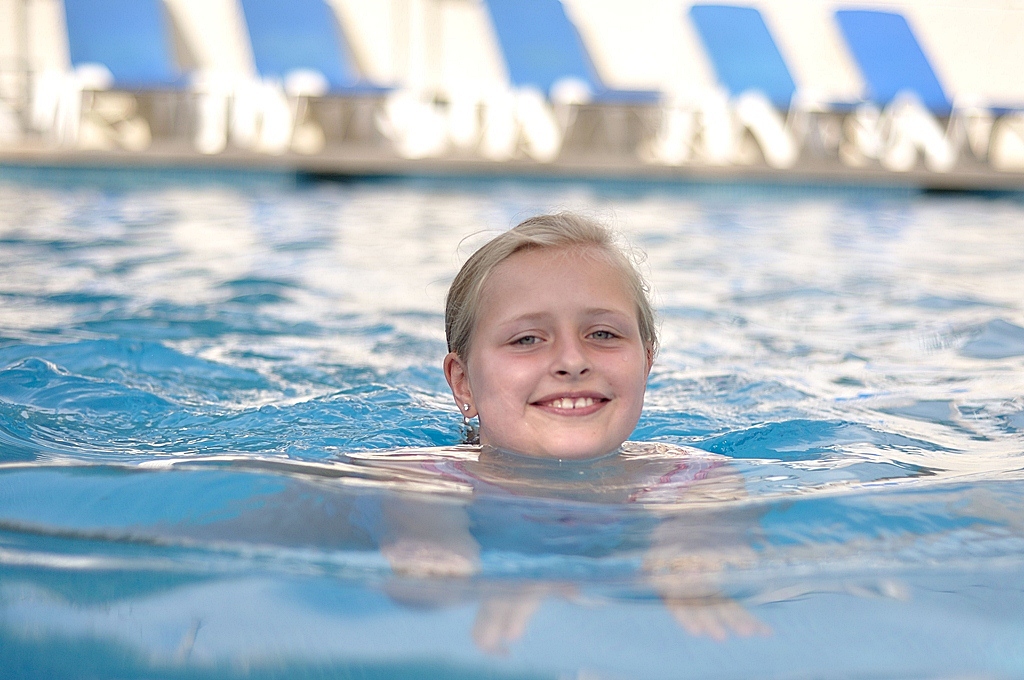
1, 168, 1023, 679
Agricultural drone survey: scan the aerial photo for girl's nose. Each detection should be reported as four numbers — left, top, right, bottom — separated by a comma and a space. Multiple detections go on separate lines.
552, 336, 590, 377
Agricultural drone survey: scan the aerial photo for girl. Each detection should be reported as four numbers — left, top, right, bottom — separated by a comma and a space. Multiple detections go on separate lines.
443, 212, 656, 460
362, 213, 765, 649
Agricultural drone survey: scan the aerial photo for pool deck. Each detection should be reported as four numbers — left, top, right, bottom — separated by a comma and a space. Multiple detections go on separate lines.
3, 141, 1024, 191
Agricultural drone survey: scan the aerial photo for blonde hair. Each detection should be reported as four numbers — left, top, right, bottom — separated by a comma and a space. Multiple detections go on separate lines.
445, 213, 657, 360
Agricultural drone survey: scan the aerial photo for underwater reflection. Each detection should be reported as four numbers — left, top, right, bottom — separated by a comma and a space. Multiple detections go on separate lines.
352, 443, 770, 650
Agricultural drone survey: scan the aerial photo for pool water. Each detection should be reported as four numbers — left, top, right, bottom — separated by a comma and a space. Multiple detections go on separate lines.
1, 170, 1023, 679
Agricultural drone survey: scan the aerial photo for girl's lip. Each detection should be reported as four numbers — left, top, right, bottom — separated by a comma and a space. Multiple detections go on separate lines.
531, 393, 610, 417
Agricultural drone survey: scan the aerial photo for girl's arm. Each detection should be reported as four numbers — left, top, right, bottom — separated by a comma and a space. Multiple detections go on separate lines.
379, 494, 481, 578
642, 464, 770, 640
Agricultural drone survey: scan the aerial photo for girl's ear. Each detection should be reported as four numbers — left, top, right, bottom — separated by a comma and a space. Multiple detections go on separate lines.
644, 343, 655, 377
443, 352, 477, 418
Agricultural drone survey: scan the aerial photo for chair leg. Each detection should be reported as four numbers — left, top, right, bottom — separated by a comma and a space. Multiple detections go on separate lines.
376, 90, 448, 159
291, 97, 326, 155
642, 104, 698, 165
256, 83, 294, 155
990, 114, 1024, 171
479, 90, 518, 161
879, 97, 956, 172
196, 90, 229, 155
515, 89, 561, 163
697, 93, 735, 166
734, 92, 797, 169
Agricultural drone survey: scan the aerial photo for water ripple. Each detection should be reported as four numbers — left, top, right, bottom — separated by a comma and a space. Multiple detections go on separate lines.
1, 178, 1023, 602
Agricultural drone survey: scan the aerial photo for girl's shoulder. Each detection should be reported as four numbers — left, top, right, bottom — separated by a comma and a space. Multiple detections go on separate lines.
619, 441, 732, 503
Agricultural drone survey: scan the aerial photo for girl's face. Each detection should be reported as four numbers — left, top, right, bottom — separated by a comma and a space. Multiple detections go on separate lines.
444, 245, 652, 460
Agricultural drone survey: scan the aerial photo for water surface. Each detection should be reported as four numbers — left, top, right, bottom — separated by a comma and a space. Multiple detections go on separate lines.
1, 171, 1023, 679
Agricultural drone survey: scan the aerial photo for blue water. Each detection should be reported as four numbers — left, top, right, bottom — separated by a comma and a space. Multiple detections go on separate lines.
1, 171, 1024, 679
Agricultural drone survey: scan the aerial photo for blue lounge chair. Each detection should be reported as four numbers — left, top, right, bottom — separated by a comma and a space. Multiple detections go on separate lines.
685, 4, 807, 167
688, 4, 795, 111
483, 0, 659, 105
59, 0, 262, 155
49, 0, 187, 149
63, 0, 178, 109
64, 0, 180, 89
479, 0, 661, 160
834, 9, 965, 171
834, 10, 951, 116
237, 0, 390, 154
239, 0, 384, 96
836, 8, 1024, 171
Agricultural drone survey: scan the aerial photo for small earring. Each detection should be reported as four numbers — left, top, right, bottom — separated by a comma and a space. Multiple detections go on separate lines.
460, 408, 479, 445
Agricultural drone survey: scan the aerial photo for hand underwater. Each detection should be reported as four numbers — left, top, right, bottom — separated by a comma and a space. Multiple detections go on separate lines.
472, 583, 576, 656
382, 538, 480, 579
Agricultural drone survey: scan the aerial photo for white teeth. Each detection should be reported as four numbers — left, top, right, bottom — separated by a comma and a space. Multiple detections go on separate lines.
548, 397, 595, 409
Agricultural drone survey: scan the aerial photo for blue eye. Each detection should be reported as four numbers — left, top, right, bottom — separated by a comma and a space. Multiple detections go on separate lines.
513, 335, 540, 345
589, 330, 617, 340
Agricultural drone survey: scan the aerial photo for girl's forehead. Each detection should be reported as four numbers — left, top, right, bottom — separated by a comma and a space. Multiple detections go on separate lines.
480, 246, 637, 314
494, 244, 623, 278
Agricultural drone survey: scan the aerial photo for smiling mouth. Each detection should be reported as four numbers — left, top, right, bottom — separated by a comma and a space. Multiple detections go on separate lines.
532, 395, 610, 416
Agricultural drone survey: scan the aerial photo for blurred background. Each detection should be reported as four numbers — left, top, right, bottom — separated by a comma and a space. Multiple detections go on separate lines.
1, 0, 1024, 186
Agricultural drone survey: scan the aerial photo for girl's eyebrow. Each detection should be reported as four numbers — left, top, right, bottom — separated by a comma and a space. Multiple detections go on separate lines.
584, 308, 632, 318
496, 312, 552, 328
497, 308, 632, 328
